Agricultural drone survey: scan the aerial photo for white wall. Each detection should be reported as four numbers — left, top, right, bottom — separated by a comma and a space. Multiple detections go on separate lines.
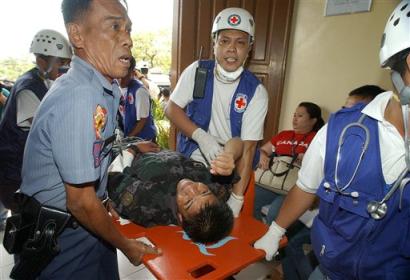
279, 0, 399, 130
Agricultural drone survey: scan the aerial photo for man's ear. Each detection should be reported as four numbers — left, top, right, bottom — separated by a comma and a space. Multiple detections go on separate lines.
66, 23, 84, 49
406, 53, 410, 71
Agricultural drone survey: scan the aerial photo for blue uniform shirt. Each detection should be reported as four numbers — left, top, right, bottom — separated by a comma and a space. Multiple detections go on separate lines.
20, 56, 120, 210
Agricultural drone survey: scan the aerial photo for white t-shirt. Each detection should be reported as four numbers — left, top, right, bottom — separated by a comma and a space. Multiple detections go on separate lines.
16, 79, 52, 130
16, 90, 41, 131
120, 86, 151, 121
297, 91, 406, 194
170, 61, 268, 162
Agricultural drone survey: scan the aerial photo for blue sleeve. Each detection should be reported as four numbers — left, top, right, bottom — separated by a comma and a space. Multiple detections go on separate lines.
51, 85, 100, 185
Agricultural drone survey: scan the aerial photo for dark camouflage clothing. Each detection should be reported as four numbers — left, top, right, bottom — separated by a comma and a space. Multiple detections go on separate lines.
108, 150, 238, 227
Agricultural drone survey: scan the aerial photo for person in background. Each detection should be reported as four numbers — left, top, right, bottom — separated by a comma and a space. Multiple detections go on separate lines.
344, 84, 385, 108
0, 83, 10, 117
166, 7, 269, 218
254, 1, 410, 279
159, 87, 170, 111
8, 1, 159, 279
0, 83, 10, 231
0, 29, 72, 212
119, 56, 157, 141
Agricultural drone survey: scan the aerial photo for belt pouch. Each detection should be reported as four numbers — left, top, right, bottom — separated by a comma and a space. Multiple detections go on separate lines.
10, 206, 72, 280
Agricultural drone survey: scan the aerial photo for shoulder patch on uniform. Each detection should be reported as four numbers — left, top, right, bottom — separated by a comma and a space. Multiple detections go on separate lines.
234, 93, 248, 113
93, 140, 104, 168
94, 104, 107, 140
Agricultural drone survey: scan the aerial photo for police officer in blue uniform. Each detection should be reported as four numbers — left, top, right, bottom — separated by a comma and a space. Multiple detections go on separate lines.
254, 1, 410, 279
5, 1, 159, 279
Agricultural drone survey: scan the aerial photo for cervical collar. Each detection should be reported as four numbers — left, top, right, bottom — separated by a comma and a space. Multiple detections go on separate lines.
214, 62, 243, 83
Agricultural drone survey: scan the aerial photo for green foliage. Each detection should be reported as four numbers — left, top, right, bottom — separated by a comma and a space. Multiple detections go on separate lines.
152, 98, 170, 149
132, 29, 171, 73
0, 57, 34, 81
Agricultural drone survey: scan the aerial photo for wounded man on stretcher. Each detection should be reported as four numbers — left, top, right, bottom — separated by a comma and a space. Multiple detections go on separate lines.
107, 138, 243, 244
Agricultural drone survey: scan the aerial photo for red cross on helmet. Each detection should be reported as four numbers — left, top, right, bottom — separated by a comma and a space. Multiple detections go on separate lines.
212, 7, 255, 42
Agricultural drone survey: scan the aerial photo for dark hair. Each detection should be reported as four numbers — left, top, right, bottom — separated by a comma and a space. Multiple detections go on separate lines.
182, 201, 234, 244
128, 56, 136, 73
298, 102, 324, 132
160, 88, 170, 98
61, 0, 92, 24
61, 0, 128, 24
386, 47, 410, 76
348, 85, 385, 99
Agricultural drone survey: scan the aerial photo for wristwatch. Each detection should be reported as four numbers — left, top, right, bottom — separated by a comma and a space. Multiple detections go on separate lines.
126, 144, 140, 156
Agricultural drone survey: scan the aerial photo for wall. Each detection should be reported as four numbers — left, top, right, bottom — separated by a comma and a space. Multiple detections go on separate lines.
278, 0, 399, 130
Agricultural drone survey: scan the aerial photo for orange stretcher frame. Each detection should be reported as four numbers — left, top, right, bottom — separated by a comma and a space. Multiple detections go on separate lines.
114, 173, 287, 280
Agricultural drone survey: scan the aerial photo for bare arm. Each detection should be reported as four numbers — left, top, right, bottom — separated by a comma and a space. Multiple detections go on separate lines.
128, 117, 147, 137
165, 100, 197, 138
65, 183, 159, 265
210, 137, 243, 175
275, 186, 317, 229
232, 140, 257, 196
259, 141, 273, 170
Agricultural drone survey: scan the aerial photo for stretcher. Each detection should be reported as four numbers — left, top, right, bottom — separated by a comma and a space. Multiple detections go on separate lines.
114, 174, 287, 280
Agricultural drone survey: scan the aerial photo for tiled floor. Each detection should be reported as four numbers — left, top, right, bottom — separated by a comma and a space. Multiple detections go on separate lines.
0, 229, 277, 280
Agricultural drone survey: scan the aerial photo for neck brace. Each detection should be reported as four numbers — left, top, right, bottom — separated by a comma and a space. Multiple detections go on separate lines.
214, 62, 243, 83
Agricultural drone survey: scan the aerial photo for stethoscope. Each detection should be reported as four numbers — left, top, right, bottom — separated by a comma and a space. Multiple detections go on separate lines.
324, 114, 409, 220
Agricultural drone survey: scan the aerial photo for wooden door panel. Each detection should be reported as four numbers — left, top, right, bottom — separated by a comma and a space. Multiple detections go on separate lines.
170, 0, 294, 149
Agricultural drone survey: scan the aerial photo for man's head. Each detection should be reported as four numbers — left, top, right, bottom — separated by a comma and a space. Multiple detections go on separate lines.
212, 8, 255, 82
120, 56, 136, 88
61, 0, 133, 82
176, 179, 234, 243
344, 85, 385, 108
380, 1, 410, 103
30, 29, 72, 81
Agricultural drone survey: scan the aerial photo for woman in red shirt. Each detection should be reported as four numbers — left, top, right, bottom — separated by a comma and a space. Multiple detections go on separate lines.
258, 102, 324, 171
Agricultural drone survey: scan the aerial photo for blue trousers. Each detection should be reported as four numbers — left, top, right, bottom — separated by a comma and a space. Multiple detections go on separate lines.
39, 226, 119, 279
254, 185, 316, 280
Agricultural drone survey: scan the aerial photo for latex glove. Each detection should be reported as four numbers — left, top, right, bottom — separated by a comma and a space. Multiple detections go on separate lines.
192, 128, 223, 163
226, 192, 244, 218
254, 221, 286, 261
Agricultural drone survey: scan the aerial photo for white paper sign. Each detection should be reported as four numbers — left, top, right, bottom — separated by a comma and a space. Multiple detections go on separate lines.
325, 0, 372, 16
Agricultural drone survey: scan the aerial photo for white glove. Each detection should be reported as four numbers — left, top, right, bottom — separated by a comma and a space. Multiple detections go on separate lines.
254, 221, 286, 261
192, 128, 223, 163
226, 192, 244, 218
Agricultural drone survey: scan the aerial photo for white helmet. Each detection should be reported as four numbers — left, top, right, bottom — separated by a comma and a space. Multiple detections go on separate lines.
211, 7, 255, 41
30, 29, 72, 59
379, 0, 410, 68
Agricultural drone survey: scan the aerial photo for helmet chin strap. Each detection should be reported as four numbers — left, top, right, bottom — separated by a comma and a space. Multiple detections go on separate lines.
393, 70, 410, 171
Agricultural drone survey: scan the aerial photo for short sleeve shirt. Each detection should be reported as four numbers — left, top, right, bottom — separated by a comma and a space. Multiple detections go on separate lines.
20, 56, 121, 210
170, 61, 268, 142
271, 130, 317, 156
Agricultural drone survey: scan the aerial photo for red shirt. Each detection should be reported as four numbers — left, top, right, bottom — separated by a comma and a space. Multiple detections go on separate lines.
270, 130, 317, 156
